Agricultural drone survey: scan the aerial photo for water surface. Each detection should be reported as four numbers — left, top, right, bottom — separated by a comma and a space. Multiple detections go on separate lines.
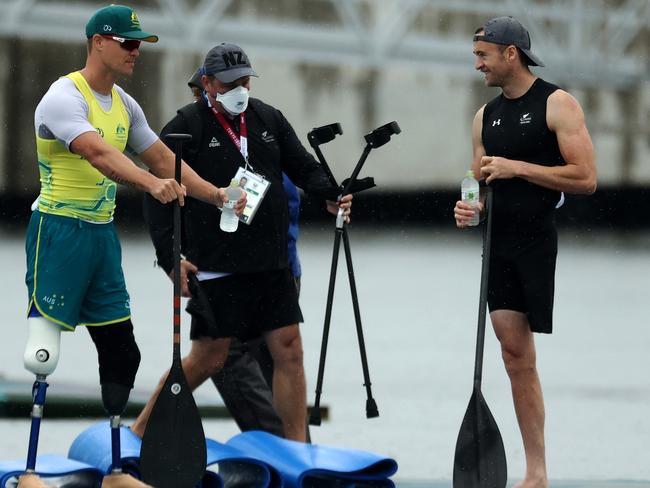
1, 226, 648, 482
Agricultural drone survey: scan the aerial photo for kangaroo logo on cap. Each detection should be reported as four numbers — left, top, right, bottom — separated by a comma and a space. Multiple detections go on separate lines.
131, 11, 140, 28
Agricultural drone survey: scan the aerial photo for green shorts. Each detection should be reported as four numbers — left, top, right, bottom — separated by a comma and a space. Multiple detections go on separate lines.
25, 211, 131, 330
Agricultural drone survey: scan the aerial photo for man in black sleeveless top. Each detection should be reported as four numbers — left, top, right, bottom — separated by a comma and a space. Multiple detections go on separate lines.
454, 16, 596, 488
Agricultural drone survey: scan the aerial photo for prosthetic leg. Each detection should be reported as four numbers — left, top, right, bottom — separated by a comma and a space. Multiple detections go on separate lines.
20, 316, 148, 488
18, 317, 61, 488
100, 384, 151, 488
91, 325, 149, 488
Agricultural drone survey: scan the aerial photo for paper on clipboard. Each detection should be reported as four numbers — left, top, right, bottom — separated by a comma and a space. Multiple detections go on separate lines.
234, 167, 270, 225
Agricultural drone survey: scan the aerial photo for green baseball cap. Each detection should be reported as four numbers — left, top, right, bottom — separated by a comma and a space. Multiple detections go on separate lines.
85, 5, 158, 42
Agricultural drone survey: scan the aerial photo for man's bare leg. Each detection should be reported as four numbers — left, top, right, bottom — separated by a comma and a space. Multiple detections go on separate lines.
491, 310, 548, 488
264, 325, 307, 441
130, 337, 231, 438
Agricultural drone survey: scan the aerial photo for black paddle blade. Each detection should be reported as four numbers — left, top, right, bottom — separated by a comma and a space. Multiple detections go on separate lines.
140, 361, 207, 488
453, 389, 507, 488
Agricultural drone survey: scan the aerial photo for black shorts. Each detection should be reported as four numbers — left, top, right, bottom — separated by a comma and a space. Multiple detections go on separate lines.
487, 228, 557, 334
187, 269, 303, 341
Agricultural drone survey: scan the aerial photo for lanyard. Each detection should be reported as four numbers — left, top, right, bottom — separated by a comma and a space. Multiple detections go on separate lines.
205, 94, 251, 169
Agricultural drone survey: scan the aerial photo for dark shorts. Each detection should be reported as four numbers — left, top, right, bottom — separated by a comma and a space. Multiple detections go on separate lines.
488, 228, 558, 334
187, 269, 303, 341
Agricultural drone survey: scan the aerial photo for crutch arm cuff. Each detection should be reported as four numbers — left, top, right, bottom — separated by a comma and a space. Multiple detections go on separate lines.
340, 176, 376, 195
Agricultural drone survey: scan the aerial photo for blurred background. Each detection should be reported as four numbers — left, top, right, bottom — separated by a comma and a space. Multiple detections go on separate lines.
0, 0, 648, 225
0, 0, 649, 484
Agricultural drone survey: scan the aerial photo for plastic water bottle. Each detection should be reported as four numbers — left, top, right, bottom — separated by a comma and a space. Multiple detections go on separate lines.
219, 179, 241, 233
461, 170, 480, 227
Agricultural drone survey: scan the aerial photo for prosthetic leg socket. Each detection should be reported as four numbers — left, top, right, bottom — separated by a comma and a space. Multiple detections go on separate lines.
23, 318, 61, 376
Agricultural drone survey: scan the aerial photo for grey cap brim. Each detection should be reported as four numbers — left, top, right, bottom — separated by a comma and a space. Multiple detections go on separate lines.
520, 47, 544, 67
212, 67, 258, 83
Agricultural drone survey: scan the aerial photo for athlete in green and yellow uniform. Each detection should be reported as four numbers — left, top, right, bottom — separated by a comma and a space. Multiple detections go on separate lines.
27, 70, 134, 329
20, 5, 239, 486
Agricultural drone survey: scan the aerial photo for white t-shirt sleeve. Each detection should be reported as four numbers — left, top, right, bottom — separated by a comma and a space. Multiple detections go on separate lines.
114, 85, 158, 154
34, 78, 158, 154
34, 77, 96, 149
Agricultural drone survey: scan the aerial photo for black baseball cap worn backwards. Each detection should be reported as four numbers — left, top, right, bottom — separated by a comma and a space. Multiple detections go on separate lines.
86, 4, 158, 42
203, 43, 258, 83
474, 16, 544, 67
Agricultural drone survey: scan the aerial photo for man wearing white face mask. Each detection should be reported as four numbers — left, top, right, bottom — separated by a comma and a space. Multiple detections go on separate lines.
131, 43, 352, 442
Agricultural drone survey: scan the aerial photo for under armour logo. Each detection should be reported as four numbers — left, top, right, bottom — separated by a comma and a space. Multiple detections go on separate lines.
492, 119, 501, 127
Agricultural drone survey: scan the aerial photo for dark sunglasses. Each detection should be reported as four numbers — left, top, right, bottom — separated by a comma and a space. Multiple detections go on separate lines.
101, 35, 141, 51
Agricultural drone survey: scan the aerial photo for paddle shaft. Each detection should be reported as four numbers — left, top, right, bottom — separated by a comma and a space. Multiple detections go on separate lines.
453, 184, 506, 488
169, 134, 188, 362
472, 186, 494, 390
140, 133, 207, 488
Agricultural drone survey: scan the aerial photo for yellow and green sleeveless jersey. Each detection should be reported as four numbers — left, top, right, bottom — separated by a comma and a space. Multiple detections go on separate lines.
36, 71, 130, 223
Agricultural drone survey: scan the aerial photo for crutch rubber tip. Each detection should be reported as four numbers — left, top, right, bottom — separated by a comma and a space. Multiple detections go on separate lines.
366, 399, 379, 418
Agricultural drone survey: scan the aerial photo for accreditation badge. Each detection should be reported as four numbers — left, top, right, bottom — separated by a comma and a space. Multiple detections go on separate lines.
233, 167, 270, 225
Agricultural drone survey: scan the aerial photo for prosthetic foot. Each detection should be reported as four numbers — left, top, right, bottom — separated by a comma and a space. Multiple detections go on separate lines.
102, 383, 136, 484
16, 473, 53, 488
101, 473, 153, 488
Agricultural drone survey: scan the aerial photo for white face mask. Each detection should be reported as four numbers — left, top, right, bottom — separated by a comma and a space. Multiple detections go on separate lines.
216, 85, 249, 115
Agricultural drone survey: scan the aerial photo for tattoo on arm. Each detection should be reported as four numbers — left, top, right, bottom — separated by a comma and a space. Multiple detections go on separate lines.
108, 171, 136, 188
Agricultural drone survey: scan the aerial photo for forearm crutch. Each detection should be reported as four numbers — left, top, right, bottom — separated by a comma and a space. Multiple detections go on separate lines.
307, 122, 401, 425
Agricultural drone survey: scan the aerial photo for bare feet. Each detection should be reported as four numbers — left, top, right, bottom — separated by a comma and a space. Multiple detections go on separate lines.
102, 473, 152, 488
17, 474, 53, 488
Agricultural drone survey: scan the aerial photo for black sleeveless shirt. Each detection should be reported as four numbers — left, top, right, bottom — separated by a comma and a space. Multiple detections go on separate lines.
482, 78, 564, 234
